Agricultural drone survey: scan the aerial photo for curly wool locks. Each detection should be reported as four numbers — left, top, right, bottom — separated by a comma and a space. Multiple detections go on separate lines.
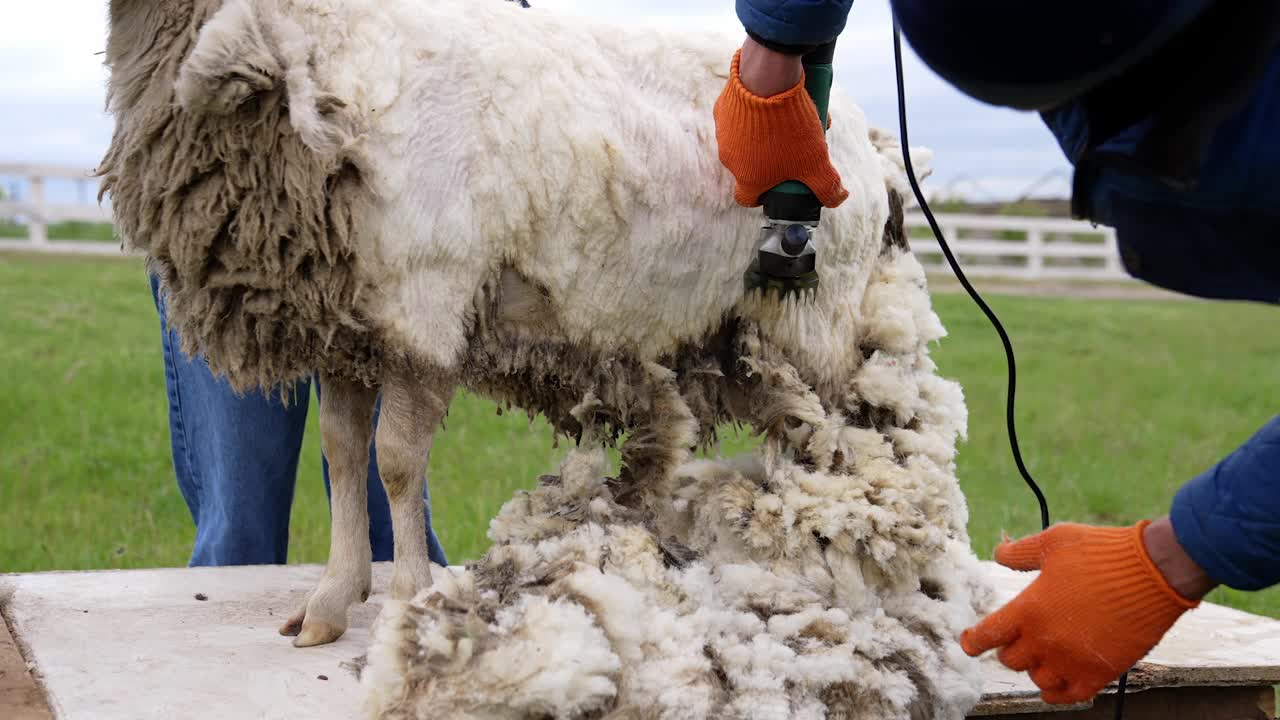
362, 241, 992, 720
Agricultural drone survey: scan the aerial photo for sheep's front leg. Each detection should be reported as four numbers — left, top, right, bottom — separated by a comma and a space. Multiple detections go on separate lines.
279, 374, 378, 648
377, 367, 453, 601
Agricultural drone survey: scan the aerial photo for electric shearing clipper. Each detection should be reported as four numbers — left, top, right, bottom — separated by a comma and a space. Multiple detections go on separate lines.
743, 41, 837, 304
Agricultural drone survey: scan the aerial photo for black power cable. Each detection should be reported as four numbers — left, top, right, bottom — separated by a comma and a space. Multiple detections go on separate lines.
889, 19, 1129, 720
889, 21, 1050, 532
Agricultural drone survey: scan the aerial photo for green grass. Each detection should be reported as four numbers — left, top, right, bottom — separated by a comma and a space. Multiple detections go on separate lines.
0, 220, 115, 243
2, 253, 1278, 618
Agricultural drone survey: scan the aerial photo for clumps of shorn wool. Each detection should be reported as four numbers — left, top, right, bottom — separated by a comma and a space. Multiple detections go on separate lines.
361, 242, 993, 720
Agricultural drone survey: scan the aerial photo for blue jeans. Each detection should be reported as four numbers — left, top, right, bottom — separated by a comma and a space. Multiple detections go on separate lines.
150, 275, 447, 567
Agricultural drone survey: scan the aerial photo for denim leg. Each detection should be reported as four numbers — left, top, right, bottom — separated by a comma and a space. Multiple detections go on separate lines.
151, 275, 309, 566
316, 380, 448, 566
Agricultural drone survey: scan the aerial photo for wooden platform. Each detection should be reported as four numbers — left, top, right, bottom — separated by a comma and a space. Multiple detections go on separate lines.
977, 565, 1280, 719
3, 563, 1278, 719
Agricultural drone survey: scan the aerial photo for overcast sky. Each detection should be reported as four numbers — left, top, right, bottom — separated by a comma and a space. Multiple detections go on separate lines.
2, 0, 1073, 201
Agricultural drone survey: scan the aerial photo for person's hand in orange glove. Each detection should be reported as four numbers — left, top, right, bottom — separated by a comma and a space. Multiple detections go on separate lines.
714, 37, 849, 209
960, 518, 1217, 705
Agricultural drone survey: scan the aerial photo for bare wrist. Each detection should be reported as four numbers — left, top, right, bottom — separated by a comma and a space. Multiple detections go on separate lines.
1143, 516, 1217, 601
739, 36, 803, 97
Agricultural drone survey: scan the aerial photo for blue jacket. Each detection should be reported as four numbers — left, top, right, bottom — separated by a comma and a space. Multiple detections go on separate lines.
1173, 419, 1280, 591
739, 0, 1280, 592
736, 0, 853, 49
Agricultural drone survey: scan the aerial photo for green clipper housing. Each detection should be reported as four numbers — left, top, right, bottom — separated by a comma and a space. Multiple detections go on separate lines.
743, 40, 837, 303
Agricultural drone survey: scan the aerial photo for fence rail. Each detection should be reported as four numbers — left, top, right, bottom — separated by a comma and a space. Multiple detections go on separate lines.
0, 163, 119, 256
905, 212, 1129, 281
0, 164, 1133, 282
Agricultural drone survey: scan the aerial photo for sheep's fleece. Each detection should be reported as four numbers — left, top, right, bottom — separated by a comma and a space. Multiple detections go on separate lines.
99, 0, 993, 717
360, 254, 993, 720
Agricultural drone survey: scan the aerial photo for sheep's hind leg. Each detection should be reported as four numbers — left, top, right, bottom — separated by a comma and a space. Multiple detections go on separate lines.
279, 374, 378, 648
377, 367, 453, 601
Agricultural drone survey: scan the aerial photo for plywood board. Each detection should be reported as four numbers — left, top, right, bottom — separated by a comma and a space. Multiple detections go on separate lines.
973, 563, 1280, 715
2, 564, 394, 720
6, 562, 1280, 719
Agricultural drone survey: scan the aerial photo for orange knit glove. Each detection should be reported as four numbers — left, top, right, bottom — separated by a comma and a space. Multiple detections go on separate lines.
713, 50, 849, 209
961, 522, 1199, 705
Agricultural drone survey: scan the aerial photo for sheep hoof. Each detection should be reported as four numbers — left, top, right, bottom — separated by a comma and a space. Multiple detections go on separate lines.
292, 621, 346, 648
279, 589, 362, 646
278, 614, 304, 637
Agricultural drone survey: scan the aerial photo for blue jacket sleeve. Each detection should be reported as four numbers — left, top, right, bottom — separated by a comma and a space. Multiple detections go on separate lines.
1170, 415, 1280, 591
736, 0, 854, 49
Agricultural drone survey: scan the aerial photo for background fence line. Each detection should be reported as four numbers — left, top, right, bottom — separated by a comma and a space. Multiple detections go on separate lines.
0, 164, 1133, 282
905, 212, 1128, 281
0, 163, 118, 256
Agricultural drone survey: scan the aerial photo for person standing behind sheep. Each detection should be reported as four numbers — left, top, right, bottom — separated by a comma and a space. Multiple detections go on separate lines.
714, 0, 1280, 707
149, 274, 448, 568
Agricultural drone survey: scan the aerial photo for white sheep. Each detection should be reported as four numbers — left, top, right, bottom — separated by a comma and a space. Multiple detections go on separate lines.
100, 0, 989, 717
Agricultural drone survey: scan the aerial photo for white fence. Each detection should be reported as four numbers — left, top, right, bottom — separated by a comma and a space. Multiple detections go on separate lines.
0, 163, 121, 256
0, 164, 1131, 281
905, 213, 1129, 282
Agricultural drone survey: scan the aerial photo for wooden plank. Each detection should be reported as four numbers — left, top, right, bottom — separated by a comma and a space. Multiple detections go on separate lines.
906, 213, 1111, 235
7, 562, 1280, 719
911, 239, 1117, 259
916, 262, 1037, 280
0, 594, 54, 720
0, 240, 129, 257
3, 564, 397, 720
972, 563, 1280, 715
1035, 268, 1130, 280
0, 201, 114, 224
989, 685, 1276, 720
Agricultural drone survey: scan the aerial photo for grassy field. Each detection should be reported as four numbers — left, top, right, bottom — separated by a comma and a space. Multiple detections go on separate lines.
0, 220, 116, 243
2, 252, 1278, 617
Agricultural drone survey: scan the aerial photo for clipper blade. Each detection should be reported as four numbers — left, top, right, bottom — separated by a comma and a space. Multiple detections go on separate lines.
743, 259, 819, 304
744, 218, 820, 305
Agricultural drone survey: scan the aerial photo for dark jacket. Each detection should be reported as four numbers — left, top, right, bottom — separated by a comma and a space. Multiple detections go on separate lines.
739, 0, 1280, 591
736, 0, 853, 51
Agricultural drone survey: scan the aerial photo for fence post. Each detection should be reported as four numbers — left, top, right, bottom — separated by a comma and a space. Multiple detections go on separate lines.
28, 174, 48, 246
939, 222, 960, 274
1026, 228, 1043, 280
1103, 228, 1123, 277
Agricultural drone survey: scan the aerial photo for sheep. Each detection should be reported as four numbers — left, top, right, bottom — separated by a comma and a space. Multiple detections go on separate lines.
99, 0, 991, 716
